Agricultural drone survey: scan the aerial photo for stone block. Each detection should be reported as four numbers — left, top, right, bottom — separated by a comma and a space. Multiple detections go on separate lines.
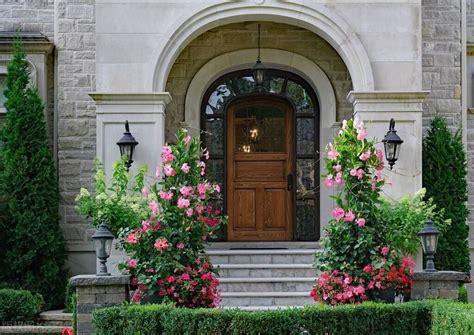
58, 120, 89, 137
249, 269, 271, 278
66, 5, 92, 19
250, 255, 271, 264
229, 255, 251, 264
412, 280, 430, 290
430, 280, 458, 289
76, 293, 95, 304
439, 288, 459, 300
272, 255, 294, 263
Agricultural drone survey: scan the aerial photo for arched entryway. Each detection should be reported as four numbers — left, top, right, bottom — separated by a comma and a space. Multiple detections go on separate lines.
201, 69, 320, 241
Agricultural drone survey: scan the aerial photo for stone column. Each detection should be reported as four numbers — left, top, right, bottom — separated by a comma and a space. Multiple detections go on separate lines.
70, 275, 130, 335
89, 92, 171, 274
347, 91, 429, 270
411, 271, 465, 300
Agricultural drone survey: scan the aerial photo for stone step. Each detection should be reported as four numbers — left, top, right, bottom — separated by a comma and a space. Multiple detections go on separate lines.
39, 310, 72, 327
219, 277, 314, 293
0, 326, 65, 334
216, 263, 317, 278
207, 249, 317, 265
220, 291, 314, 307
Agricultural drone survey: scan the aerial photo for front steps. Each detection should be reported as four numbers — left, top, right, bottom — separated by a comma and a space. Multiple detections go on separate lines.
206, 247, 319, 308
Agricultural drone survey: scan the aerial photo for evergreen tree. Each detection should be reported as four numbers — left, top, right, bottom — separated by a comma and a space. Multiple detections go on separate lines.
423, 116, 470, 275
0, 40, 67, 308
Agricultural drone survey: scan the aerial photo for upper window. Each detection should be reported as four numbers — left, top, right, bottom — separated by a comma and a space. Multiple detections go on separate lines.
201, 69, 320, 241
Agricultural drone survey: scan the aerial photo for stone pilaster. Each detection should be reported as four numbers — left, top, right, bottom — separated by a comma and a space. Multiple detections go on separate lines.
411, 271, 465, 300
70, 275, 130, 335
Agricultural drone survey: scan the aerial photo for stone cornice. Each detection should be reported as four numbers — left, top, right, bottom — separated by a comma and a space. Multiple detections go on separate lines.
89, 92, 172, 106
0, 32, 54, 54
347, 91, 430, 103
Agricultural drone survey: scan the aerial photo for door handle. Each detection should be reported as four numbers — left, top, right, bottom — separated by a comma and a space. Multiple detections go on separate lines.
287, 174, 293, 191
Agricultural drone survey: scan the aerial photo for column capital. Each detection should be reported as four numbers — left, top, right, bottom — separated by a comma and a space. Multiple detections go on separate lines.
89, 92, 172, 107
347, 91, 429, 113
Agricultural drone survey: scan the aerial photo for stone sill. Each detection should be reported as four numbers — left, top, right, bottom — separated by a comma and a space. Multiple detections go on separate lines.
413, 271, 465, 281
70, 274, 130, 287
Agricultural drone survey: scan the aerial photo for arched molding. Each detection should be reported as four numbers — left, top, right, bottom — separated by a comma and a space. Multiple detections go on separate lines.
184, 49, 337, 131
153, 2, 374, 92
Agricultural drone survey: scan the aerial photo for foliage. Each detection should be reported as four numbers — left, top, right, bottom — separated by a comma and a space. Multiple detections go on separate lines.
377, 188, 450, 255
0, 39, 67, 308
118, 129, 227, 308
75, 158, 148, 236
459, 286, 468, 303
0, 289, 44, 322
423, 116, 470, 275
314, 118, 414, 304
64, 282, 76, 313
93, 300, 474, 335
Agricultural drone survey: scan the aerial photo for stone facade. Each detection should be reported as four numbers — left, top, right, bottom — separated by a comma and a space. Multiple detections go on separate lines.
165, 22, 353, 141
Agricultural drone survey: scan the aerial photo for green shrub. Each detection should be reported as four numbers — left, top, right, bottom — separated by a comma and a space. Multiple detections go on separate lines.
93, 300, 474, 335
423, 116, 470, 275
0, 39, 67, 308
459, 286, 468, 303
0, 289, 44, 322
64, 282, 76, 313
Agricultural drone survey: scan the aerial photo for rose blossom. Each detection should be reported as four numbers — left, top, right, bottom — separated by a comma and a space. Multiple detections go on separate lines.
162, 152, 175, 163
350, 168, 357, 176
163, 164, 175, 177
149, 201, 159, 215
176, 243, 185, 250
155, 166, 161, 178
181, 163, 190, 174
186, 208, 194, 217
154, 238, 169, 252
159, 190, 173, 201
127, 233, 138, 244
177, 197, 190, 208
332, 207, 345, 221
142, 187, 149, 198
324, 175, 334, 188
359, 149, 371, 161
334, 172, 343, 185
363, 264, 372, 273
127, 259, 137, 269
381, 246, 390, 256
214, 184, 221, 193
356, 218, 366, 227
333, 164, 342, 172
344, 210, 355, 222
356, 169, 364, 180
327, 143, 339, 161
184, 135, 191, 145
180, 185, 193, 197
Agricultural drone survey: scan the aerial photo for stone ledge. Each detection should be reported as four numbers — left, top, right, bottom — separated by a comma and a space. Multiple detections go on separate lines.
413, 271, 465, 281
69, 274, 130, 287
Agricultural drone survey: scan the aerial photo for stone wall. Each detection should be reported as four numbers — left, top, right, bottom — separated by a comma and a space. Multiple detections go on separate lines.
165, 21, 353, 141
55, 0, 97, 273
467, 0, 474, 278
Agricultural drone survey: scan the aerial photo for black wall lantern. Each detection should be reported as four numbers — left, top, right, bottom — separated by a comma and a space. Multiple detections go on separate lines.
382, 118, 403, 170
418, 219, 440, 272
252, 24, 266, 92
92, 221, 114, 276
116, 120, 138, 171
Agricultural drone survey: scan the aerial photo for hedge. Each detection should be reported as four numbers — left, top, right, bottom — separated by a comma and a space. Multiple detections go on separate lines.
0, 289, 44, 322
93, 300, 474, 335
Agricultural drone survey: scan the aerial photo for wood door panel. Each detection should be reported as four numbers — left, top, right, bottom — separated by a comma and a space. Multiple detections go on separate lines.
235, 161, 285, 180
227, 96, 294, 241
233, 189, 256, 230
263, 189, 286, 230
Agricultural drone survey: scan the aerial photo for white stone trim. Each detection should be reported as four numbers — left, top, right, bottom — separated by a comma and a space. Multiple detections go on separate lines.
90, 92, 171, 106
152, 1, 374, 92
184, 49, 336, 131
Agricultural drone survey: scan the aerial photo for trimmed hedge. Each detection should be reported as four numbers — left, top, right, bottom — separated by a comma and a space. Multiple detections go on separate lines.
0, 289, 44, 322
93, 300, 474, 335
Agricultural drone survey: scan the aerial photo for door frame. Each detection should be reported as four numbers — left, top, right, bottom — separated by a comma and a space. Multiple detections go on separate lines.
224, 93, 296, 241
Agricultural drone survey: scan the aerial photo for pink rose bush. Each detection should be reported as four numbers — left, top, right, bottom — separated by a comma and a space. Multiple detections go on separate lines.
313, 118, 414, 304
119, 129, 227, 308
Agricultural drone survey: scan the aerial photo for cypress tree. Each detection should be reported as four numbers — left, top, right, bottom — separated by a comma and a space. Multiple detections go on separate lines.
422, 116, 470, 275
0, 39, 67, 308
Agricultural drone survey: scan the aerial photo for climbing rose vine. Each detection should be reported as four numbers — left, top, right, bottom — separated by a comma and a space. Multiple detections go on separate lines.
313, 118, 414, 304
119, 129, 227, 308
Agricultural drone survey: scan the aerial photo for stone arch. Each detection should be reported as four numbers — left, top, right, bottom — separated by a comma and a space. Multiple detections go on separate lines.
152, 2, 374, 92
184, 49, 336, 131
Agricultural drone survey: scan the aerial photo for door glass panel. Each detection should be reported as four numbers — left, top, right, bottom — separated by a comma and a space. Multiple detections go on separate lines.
202, 118, 224, 156
296, 118, 315, 155
296, 159, 315, 197
286, 81, 314, 114
234, 105, 286, 153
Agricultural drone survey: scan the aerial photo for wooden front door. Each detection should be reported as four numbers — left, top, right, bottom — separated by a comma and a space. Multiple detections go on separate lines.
227, 96, 294, 241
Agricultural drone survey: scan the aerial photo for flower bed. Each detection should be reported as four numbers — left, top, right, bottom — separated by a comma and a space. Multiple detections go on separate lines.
92, 300, 474, 335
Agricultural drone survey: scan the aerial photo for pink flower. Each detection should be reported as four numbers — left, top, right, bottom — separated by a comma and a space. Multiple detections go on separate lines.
327, 143, 339, 161
162, 146, 172, 155
149, 201, 159, 215
176, 243, 185, 250
132, 291, 141, 303
196, 204, 204, 214
334, 172, 343, 185
381, 246, 390, 256
177, 197, 190, 208
180, 185, 193, 197
141, 220, 151, 233
203, 149, 210, 160
159, 190, 173, 201
356, 169, 364, 180
181, 163, 190, 174
184, 135, 191, 145
402, 256, 415, 269
333, 164, 342, 172
363, 264, 372, 273
127, 259, 137, 269
155, 166, 161, 178
199, 161, 206, 175
164, 164, 176, 177
127, 233, 138, 244
371, 178, 377, 192
186, 208, 194, 217
359, 149, 371, 161
350, 168, 357, 176
324, 175, 334, 188
142, 187, 149, 198
342, 120, 348, 130
344, 210, 355, 222
214, 185, 221, 193
154, 238, 169, 252
181, 273, 190, 280
332, 207, 345, 221
167, 276, 176, 283
357, 128, 367, 141
356, 218, 366, 227
376, 148, 384, 161
162, 152, 175, 163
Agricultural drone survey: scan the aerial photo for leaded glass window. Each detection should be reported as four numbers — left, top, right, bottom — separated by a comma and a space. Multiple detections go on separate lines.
201, 69, 320, 241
